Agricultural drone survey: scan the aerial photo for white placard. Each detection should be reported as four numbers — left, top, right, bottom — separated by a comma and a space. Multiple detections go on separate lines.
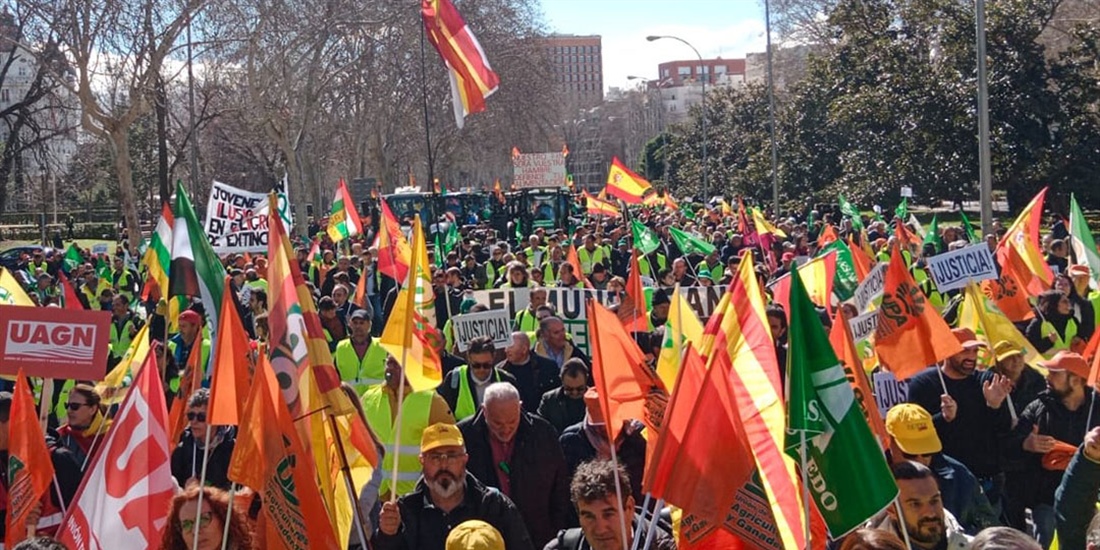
848, 311, 879, 343
91, 243, 109, 256
512, 153, 567, 189
850, 262, 888, 313
925, 243, 997, 292
873, 370, 909, 419
204, 180, 293, 253
451, 309, 514, 352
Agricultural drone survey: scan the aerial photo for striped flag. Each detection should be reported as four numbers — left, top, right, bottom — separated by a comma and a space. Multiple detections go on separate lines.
605, 156, 652, 204
769, 249, 838, 316
1070, 193, 1100, 284
169, 181, 225, 330
379, 217, 442, 391
583, 191, 621, 218
421, 0, 500, 128
327, 179, 363, 243
998, 187, 1052, 295
375, 198, 412, 283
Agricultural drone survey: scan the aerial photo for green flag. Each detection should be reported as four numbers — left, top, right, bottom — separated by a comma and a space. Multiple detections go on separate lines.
62, 244, 83, 274
959, 210, 978, 243
669, 226, 715, 255
1070, 194, 1100, 284
682, 207, 696, 221
784, 268, 898, 536
443, 222, 459, 256
838, 194, 864, 231
923, 215, 944, 253
631, 220, 660, 255
894, 198, 908, 221
95, 256, 111, 280
822, 240, 858, 301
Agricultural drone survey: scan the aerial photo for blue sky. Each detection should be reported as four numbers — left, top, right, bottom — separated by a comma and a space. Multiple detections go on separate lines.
540, 0, 769, 92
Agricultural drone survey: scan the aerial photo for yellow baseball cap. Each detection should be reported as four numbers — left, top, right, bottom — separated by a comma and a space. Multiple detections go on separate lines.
421, 423, 464, 454
885, 403, 942, 456
445, 520, 505, 550
993, 340, 1023, 363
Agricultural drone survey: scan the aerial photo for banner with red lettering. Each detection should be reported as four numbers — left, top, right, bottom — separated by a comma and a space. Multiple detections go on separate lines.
57, 349, 175, 550
0, 305, 110, 379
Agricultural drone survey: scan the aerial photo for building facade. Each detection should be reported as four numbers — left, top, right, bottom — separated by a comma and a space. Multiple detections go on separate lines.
541, 34, 603, 108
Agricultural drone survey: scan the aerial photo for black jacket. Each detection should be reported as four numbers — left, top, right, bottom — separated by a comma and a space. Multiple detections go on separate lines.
537, 388, 587, 435
543, 520, 676, 550
459, 411, 571, 547
1011, 389, 1100, 507
906, 366, 1012, 478
1055, 446, 1100, 550
559, 422, 646, 504
372, 473, 535, 550
500, 354, 562, 415
170, 427, 237, 490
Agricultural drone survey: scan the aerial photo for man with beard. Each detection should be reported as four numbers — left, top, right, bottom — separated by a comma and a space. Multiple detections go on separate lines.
870, 461, 972, 548
1011, 351, 1100, 548
374, 423, 535, 550
906, 328, 1013, 514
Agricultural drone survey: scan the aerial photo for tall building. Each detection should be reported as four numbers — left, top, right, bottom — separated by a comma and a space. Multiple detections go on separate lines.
541, 34, 603, 108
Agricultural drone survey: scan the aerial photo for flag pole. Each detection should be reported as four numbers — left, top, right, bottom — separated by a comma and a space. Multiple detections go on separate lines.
799, 430, 811, 550
640, 498, 665, 550
592, 296, 631, 550
893, 498, 913, 547
192, 423, 214, 549
418, 6, 436, 189
219, 483, 237, 550
389, 348, 410, 505
628, 493, 651, 550
327, 411, 373, 550
52, 472, 68, 518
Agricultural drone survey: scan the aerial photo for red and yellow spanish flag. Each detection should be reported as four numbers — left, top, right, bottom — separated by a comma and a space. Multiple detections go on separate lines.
229, 355, 341, 550
769, 249, 837, 316
698, 253, 807, 550
605, 156, 652, 204
421, 0, 500, 128
998, 187, 1052, 296
584, 191, 621, 218
375, 198, 412, 283
6, 370, 55, 547
874, 245, 963, 379
663, 193, 679, 211
380, 217, 443, 391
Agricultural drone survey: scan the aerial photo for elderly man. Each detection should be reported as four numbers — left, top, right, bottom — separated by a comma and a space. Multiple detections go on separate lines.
513, 287, 548, 335
374, 423, 534, 550
533, 316, 589, 370
458, 383, 570, 547
499, 332, 559, 415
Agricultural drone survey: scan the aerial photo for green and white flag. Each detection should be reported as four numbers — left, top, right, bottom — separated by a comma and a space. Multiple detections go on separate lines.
838, 194, 863, 231
62, 243, 83, 274
631, 220, 660, 255
923, 215, 944, 253
959, 210, 978, 243
170, 181, 227, 330
894, 197, 908, 221
821, 240, 858, 302
1070, 194, 1100, 285
784, 268, 897, 537
668, 226, 715, 256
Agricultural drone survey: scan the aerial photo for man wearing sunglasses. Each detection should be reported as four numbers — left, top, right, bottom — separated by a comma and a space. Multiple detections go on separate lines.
537, 358, 590, 435
885, 403, 997, 535
439, 336, 517, 422
169, 388, 236, 490
374, 422, 534, 550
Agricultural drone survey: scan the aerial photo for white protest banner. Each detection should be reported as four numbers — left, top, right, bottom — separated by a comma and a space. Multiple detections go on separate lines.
451, 309, 513, 352
91, 243, 109, 256
468, 286, 723, 355
873, 371, 909, 419
925, 243, 998, 293
848, 311, 879, 343
204, 180, 294, 253
512, 152, 567, 189
849, 262, 888, 313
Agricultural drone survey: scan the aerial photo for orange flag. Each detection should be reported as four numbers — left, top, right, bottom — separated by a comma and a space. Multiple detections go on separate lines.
848, 235, 874, 282
228, 356, 340, 550
352, 268, 368, 309
998, 187, 1052, 295
565, 245, 592, 289
983, 243, 1036, 323
588, 299, 665, 443
874, 245, 963, 379
829, 310, 889, 449
894, 219, 921, 250
167, 333, 204, 444
620, 251, 648, 332
57, 271, 85, 310
817, 224, 838, 247
644, 346, 753, 529
208, 276, 253, 426
375, 198, 412, 283
6, 370, 55, 547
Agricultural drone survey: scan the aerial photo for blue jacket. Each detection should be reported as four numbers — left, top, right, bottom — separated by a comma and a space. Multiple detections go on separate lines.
931, 453, 998, 534
1055, 447, 1100, 550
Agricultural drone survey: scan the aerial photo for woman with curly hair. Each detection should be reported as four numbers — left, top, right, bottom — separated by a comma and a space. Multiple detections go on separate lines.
160, 484, 254, 550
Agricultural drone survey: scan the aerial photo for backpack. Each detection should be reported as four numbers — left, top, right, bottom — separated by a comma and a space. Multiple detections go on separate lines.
554, 506, 674, 549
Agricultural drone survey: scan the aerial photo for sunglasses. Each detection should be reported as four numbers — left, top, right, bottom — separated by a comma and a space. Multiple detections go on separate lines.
65, 402, 91, 411
180, 511, 213, 531
562, 385, 588, 396
187, 412, 207, 422
469, 362, 494, 370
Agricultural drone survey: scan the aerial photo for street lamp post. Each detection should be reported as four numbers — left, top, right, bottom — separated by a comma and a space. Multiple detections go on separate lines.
647, 35, 707, 201
765, 0, 780, 217
975, 0, 993, 234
